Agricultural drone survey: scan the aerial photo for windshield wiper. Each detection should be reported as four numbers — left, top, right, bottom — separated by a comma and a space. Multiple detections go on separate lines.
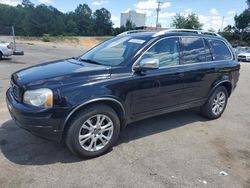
79, 58, 102, 65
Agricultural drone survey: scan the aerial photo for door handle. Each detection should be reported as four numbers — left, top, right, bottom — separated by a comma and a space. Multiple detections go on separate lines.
175, 72, 184, 78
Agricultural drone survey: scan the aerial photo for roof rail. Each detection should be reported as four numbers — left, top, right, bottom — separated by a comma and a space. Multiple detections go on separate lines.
118, 30, 147, 36
153, 29, 221, 37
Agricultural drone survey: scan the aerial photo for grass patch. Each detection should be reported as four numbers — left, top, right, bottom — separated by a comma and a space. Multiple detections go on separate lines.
17, 35, 80, 43
42, 34, 80, 43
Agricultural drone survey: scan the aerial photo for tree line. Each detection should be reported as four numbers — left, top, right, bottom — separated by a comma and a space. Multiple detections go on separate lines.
1, 0, 249, 46
0, 0, 115, 36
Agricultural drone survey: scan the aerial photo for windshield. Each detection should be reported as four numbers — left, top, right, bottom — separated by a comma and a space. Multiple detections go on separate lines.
80, 36, 151, 66
237, 47, 250, 53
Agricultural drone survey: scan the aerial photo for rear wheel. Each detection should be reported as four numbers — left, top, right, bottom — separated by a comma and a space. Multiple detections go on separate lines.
65, 104, 120, 158
0, 52, 3, 59
201, 86, 228, 120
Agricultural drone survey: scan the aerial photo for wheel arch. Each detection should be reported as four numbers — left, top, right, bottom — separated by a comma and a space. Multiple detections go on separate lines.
210, 80, 233, 98
62, 98, 126, 138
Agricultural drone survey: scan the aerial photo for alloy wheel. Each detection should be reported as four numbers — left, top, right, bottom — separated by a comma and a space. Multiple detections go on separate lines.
212, 91, 226, 116
78, 114, 114, 152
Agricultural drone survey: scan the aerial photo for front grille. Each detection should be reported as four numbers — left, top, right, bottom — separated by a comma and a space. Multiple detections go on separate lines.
238, 55, 246, 58
11, 81, 21, 101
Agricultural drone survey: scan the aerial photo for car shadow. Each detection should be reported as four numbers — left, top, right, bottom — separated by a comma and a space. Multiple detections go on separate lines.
0, 58, 26, 64
118, 109, 206, 144
0, 109, 207, 165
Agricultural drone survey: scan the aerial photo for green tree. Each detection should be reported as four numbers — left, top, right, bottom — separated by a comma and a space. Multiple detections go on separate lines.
125, 20, 136, 31
171, 13, 203, 30
0, 2, 123, 37
74, 4, 93, 35
22, 0, 34, 7
65, 12, 78, 35
234, 10, 250, 45
93, 8, 112, 36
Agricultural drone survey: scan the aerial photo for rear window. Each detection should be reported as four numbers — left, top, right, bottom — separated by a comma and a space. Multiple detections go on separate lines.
208, 39, 232, 61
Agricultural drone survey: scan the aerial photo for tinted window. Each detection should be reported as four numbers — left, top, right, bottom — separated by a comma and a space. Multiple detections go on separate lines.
208, 39, 232, 61
142, 38, 180, 67
180, 37, 206, 64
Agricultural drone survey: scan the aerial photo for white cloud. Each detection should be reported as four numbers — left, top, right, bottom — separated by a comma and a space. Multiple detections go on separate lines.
176, 8, 194, 18
184, 8, 193, 13
122, 8, 131, 13
111, 15, 120, 27
158, 12, 176, 18
136, 9, 153, 17
92, 0, 109, 6
38, 0, 53, 4
209, 8, 219, 15
122, 8, 152, 17
227, 10, 236, 15
198, 15, 234, 31
0, 0, 20, 6
135, 0, 171, 10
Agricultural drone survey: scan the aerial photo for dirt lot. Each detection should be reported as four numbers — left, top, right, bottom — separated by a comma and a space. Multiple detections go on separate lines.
0, 36, 111, 48
0, 43, 250, 188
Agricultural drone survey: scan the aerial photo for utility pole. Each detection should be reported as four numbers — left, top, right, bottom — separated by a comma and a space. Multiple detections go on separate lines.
156, 1, 162, 30
221, 16, 225, 32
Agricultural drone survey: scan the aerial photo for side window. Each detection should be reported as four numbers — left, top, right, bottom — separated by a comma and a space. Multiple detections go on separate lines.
180, 37, 206, 64
142, 38, 180, 67
208, 39, 232, 61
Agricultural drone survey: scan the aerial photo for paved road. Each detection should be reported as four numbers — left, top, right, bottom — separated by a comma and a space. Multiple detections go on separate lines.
0, 43, 249, 188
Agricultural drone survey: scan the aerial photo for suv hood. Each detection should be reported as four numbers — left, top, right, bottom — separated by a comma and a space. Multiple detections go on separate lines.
12, 58, 111, 88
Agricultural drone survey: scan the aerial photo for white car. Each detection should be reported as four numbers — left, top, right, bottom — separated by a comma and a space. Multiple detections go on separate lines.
0, 42, 14, 59
238, 49, 250, 62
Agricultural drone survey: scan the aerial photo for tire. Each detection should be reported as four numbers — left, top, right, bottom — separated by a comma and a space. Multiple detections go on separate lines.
65, 104, 120, 158
201, 86, 228, 120
0, 52, 2, 59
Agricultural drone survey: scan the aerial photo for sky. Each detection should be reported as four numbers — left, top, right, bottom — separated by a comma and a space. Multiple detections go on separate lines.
0, 0, 248, 31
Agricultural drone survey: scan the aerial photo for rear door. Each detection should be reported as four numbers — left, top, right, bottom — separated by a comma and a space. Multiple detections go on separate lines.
179, 36, 216, 104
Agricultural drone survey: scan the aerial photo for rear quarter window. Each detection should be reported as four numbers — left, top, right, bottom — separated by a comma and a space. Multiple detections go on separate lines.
208, 39, 232, 61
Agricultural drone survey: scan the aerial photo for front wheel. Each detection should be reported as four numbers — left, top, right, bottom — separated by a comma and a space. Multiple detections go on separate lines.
65, 104, 120, 158
201, 86, 228, 120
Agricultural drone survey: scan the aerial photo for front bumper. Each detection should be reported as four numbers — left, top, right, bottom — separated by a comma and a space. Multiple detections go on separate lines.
6, 88, 67, 142
238, 57, 250, 62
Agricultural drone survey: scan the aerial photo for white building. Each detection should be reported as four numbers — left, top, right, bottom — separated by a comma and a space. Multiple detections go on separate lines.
120, 10, 146, 27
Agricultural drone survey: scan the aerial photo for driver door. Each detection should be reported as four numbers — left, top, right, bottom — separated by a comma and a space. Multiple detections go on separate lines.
131, 37, 185, 116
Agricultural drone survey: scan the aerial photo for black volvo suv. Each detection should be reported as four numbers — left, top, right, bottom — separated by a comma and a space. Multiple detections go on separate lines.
6, 29, 240, 158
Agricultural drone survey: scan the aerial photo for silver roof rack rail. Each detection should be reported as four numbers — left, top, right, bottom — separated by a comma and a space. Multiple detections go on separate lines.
118, 30, 147, 36
153, 29, 221, 37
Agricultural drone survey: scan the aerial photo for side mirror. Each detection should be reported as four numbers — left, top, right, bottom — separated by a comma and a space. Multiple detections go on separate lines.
134, 58, 160, 72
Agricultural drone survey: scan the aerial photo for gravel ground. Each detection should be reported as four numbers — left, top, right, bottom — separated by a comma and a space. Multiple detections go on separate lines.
0, 43, 249, 188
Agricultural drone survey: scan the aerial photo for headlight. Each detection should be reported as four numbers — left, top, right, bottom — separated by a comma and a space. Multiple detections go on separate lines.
23, 88, 53, 108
